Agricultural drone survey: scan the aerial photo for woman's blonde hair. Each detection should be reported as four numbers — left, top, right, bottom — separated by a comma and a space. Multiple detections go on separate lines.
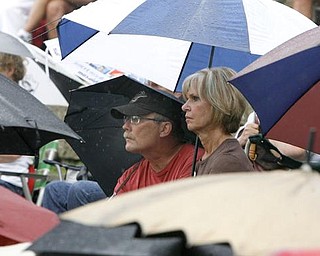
182, 67, 250, 134
0, 53, 26, 82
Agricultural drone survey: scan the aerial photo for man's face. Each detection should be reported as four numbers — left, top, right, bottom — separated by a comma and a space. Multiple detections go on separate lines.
122, 113, 163, 154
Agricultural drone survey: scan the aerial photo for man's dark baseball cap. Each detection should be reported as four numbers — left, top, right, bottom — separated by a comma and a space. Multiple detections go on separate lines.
111, 90, 182, 122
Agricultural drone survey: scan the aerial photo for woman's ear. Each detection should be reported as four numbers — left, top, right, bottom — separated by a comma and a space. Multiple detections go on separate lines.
159, 121, 173, 138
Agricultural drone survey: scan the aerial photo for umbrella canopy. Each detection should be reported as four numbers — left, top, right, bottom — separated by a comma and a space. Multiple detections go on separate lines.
0, 31, 33, 58
64, 75, 195, 195
0, 31, 85, 105
27, 220, 233, 255
23, 39, 86, 105
0, 187, 60, 246
57, 0, 316, 92
0, 73, 82, 155
60, 170, 320, 255
229, 25, 320, 153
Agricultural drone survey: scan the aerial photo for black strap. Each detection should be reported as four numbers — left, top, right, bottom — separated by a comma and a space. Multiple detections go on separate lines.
249, 134, 302, 170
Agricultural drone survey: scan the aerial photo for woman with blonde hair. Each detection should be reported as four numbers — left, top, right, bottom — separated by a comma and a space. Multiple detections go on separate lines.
182, 67, 254, 175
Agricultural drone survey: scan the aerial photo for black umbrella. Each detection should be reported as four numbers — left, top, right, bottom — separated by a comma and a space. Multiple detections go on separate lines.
0, 73, 82, 155
64, 75, 196, 196
36, 61, 82, 103
27, 220, 232, 256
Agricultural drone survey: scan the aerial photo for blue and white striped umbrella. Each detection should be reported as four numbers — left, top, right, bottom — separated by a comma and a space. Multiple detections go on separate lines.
57, 0, 316, 92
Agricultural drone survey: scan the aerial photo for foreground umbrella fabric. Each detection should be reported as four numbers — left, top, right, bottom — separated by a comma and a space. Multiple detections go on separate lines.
57, 0, 315, 92
64, 75, 195, 195
0, 187, 60, 246
230, 26, 320, 153
61, 170, 320, 255
27, 221, 233, 256
0, 74, 82, 155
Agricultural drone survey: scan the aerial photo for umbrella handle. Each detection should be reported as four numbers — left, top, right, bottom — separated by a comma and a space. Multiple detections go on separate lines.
306, 127, 316, 163
245, 139, 257, 161
191, 136, 200, 176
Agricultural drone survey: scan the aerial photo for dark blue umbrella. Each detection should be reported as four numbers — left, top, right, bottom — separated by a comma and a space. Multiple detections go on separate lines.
56, 0, 314, 92
230, 26, 320, 153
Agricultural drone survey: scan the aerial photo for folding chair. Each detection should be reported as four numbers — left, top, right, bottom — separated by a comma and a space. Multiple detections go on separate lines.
0, 141, 59, 205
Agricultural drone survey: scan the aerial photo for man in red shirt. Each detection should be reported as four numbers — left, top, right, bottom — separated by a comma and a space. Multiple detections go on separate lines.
42, 89, 203, 213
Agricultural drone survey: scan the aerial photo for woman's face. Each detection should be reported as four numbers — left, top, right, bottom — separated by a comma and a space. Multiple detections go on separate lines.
182, 85, 213, 134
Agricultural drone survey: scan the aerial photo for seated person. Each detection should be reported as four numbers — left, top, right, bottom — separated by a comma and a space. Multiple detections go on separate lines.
18, 0, 95, 41
0, 156, 34, 196
0, 0, 34, 36
181, 67, 255, 175
42, 89, 204, 214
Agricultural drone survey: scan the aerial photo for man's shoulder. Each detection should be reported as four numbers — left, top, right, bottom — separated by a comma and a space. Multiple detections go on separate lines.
179, 143, 204, 160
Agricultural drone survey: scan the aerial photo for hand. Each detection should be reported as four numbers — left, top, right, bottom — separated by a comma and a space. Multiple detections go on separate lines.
237, 123, 260, 148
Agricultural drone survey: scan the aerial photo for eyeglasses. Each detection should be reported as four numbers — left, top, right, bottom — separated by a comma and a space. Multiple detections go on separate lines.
123, 115, 168, 125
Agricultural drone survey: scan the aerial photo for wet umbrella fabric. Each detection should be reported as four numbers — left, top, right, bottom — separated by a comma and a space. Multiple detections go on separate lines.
27, 220, 233, 256
64, 75, 195, 196
57, 0, 315, 92
0, 187, 60, 246
229, 26, 320, 153
0, 74, 82, 155
60, 170, 320, 255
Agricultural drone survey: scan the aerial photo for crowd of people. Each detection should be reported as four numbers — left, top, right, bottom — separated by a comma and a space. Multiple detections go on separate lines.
39, 66, 313, 214
0, 56, 315, 214
0, 0, 318, 226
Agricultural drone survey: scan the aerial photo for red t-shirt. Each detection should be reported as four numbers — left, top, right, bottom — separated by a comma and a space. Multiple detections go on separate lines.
113, 143, 203, 195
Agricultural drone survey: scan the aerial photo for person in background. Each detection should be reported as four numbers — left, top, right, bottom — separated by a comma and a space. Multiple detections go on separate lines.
292, 0, 314, 19
0, 0, 34, 37
42, 89, 203, 214
236, 111, 320, 170
18, 0, 95, 41
0, 53, 34, 195
182, 67, 255, 175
